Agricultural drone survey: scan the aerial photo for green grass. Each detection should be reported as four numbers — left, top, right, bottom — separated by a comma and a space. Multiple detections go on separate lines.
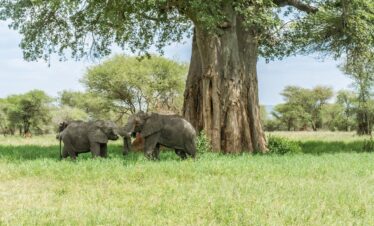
267, 131, 369, 142
268, 131, 374, 154
1, 133, 374, 225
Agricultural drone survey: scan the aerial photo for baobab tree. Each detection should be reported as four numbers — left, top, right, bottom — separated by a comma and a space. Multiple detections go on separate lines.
1, 0, 372, 152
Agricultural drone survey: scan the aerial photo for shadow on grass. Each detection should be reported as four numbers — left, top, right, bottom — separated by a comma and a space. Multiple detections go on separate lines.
300, 141, 371, 155
0, 144, 183, 162
0, 141, 371, 162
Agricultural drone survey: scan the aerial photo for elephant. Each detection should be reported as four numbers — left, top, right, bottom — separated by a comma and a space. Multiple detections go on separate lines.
58, 120, 119, 160
121, 112, 196, 160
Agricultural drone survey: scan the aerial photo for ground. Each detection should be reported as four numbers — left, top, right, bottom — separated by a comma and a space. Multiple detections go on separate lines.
0, 132, 374, 225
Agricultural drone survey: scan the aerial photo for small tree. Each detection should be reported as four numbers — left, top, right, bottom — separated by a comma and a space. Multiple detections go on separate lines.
0, 99, 10, 135
1, 90, 52, 135
59, 90, 114, 120
272, 104, 305, 131
336, 90, 357, 131
51, 106, 89, 130
341, 53, 374, 135
81, 55, 187, 117
275, 86, 333, 131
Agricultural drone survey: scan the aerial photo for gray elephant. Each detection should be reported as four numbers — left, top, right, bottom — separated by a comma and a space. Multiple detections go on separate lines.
121, 112, 196, 160
58, 120, 119, 160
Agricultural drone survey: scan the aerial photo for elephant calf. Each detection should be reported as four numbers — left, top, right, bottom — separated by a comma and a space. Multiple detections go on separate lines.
121, 112, 197, 160
58, 120, 119, 160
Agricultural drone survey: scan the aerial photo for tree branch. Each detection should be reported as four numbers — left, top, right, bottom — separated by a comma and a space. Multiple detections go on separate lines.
273, 0, 318, 14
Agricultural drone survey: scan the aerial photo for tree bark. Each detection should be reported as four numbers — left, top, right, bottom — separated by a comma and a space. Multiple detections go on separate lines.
183, 8, 267, 153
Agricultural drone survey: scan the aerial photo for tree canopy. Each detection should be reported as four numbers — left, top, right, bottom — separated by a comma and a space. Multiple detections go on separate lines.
0, 90, 53, 135
272, 85, 333, 131
0, 0, 372, 61
82, 55, 187, 116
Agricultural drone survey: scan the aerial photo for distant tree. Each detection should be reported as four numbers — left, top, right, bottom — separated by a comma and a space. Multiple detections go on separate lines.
321, 103, 346, 131
259, 106, 268, 128
0, 99, 10, 135
341, 53, 374, 135
51, 106, 89, 130
335, 90, 357, 131
272, 104, 304, 131
81, 55, 187, 117
277, 86, 333, 131
1, 90, 52, 135
58, 90, 114, 120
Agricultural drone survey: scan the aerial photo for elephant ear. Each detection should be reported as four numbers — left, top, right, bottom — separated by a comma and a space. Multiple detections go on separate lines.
141, 114, 162, 137
89, 128, 108, 143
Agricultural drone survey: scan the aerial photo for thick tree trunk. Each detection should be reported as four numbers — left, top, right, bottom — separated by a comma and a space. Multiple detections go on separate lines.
183, 9, 266, 153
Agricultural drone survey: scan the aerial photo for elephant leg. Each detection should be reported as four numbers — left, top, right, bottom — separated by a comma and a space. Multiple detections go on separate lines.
62, 148, 69, 158
123, 137, 131, 156
152, 144, 161, 160
90, 142, 101, 158
63, 139, 77, 160
144, 134, 159, 160
100, 143, 108, 158
175, 149, 187, 160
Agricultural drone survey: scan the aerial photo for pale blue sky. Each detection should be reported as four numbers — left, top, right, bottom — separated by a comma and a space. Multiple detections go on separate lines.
0, 21, 352, 105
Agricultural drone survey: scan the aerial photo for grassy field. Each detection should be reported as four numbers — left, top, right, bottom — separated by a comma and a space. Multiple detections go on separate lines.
1, 133, 374, 225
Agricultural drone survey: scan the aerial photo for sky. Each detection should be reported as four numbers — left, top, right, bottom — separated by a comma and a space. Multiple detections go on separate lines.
0, 21, 353, 105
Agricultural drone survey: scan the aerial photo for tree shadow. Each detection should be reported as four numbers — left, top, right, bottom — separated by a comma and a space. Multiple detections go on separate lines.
300, 141, 371, 155
0, 144, 182, 162
1, 141, 371, 162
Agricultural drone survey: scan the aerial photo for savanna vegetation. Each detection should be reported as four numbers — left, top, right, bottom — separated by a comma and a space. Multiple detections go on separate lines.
1, 0, 372, 152
1, 132, 374, 225
0, 0, 373, 225
0, 55, 188, 136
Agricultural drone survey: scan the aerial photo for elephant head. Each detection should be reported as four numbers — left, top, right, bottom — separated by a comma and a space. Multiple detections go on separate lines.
89, 120, 119, 143
123, 112, 162, 137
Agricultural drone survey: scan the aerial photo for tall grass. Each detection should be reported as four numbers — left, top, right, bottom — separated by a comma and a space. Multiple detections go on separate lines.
0, 133, 373, 225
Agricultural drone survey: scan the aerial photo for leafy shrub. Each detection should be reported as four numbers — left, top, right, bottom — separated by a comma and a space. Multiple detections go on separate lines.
196, 131, 212, 154
267, 135, 302, 155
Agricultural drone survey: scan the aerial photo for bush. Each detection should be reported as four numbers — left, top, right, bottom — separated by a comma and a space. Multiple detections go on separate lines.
196, 131, 212, 154
267, 135, 302, 155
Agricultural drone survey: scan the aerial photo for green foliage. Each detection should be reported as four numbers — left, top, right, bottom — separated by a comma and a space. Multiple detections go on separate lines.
0, 0, 192, 60
272, 85, 333, 131
267, 135, 301, 155
1, 0, 372, 64
82, 55, 187, 116
259, 105, 268, 126
58, 90, 114, 120
196, 130, 212, 154
341, 52, 374, 135
290, 0, 374, 59
263, 118, 283, 131
0, 90, 53, 134
51, 106, 89, 128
